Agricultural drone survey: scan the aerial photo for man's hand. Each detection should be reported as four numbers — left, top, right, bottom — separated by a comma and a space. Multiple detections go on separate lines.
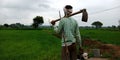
81, 9, 86, 12
50, 20, 56, 25
79, 46, 84, 54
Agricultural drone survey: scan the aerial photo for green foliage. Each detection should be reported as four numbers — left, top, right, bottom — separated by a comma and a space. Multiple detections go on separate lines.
80, 29, 120, 45
0, 30, 61, 60
33, 16, 44, 28
0, 29, 120, 60
4, 24, 9, 27
91, 21, 103, 28
118, 25, 120, 30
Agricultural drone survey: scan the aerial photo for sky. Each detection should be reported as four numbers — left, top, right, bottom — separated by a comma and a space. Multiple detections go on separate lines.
0, 0, 120, 26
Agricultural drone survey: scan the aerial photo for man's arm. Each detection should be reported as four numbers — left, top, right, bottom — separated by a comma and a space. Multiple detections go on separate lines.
52, 19, 64, 38
54, 19, 64, 34
75, 22, 82, 47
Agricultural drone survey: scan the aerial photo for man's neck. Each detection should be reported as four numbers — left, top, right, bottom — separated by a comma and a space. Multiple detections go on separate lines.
64, 14, 71, 17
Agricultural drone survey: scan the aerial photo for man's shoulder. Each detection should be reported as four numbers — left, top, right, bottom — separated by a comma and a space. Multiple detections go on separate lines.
60, 17, 77, 23
60, 18, 67, 22
70, 17, 76, 20
70, 17, 77, 23
61, 17, 67, 20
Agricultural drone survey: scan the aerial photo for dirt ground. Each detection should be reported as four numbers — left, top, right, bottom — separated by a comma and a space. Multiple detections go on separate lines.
82, 39, 120, 60
88, 58, 109, 60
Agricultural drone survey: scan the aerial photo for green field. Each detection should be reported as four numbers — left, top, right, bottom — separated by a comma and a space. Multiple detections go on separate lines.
0, 30, 61, 60
80, 29, 120, 45
0, 29, 120, 60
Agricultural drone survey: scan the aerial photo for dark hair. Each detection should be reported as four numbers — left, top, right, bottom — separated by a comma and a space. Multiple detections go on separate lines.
65, 5, 73, 9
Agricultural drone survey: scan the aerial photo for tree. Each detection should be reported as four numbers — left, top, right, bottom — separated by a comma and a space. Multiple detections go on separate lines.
112, 25, 116, 29
32, 23, 38, 28
9, 23, 24, 29
118, 20, 120, 30
32, 16, 44, 28
118, 20, 120, 26
118, 25, 120, 30
91, 21, 103, 29
4, 23, 9, 27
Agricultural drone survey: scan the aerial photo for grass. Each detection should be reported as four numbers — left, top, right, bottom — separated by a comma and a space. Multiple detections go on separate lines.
0, 29, 120, 60
80, 29, 120, 45
0, 30, 61, 60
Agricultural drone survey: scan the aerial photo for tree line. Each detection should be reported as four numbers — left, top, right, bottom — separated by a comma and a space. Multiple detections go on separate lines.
0, 16, 120, 30
0, 16, 44, 29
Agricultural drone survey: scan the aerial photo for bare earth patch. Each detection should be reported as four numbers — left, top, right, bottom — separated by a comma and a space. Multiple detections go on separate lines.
83, 39, 120, 60
88, 58, 109, 60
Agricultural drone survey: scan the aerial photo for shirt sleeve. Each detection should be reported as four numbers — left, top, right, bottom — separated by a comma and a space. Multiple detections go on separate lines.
75, 21, 82, 47
57, 19, 64, 34
53, 19, 64, 34
53, 25, 58, 32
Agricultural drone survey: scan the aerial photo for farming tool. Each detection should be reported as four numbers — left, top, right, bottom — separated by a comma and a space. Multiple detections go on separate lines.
50, 9, 88, 25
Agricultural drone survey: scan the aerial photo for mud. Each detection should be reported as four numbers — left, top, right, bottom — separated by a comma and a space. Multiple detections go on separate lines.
83, 39, 120, 60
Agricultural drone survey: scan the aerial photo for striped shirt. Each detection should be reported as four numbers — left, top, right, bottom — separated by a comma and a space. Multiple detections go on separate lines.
54, 17, 81, 46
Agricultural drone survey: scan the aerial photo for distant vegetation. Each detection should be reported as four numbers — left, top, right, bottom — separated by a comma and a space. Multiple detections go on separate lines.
0, 23, 120, 30
91, 21, 103, 29
0, 30, 61, 60
0, 29, 120, 60
0, 15, 120, 60
80, 29, 120, 45
32, 16, 44, 28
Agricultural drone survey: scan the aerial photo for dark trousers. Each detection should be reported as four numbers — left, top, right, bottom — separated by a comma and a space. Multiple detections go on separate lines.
61, 43, 77, 60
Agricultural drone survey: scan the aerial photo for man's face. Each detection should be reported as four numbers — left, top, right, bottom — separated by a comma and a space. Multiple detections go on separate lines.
64, 9, 73, 15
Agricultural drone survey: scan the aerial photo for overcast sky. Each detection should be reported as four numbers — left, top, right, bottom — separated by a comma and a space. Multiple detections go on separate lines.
0, 0, 120, 26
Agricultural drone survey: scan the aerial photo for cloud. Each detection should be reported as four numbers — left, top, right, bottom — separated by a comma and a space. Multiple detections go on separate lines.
0, 0, 54, 24
0, 0, 52, 11
0, 0, 120, 26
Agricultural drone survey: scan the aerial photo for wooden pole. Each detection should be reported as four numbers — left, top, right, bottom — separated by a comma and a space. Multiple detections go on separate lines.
50, 9, 88, 25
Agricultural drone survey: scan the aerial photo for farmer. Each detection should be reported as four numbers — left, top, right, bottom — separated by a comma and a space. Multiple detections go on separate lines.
51, 5, 82, 60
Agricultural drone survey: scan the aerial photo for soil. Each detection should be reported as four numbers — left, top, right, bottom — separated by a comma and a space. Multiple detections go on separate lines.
88, 58, 109, 60
82, 39, 120, 60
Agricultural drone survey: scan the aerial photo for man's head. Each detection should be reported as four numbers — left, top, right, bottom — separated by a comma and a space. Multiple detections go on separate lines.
64, 5, 73, 16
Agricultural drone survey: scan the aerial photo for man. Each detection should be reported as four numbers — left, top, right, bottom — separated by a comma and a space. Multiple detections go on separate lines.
52, 5, 82, 60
